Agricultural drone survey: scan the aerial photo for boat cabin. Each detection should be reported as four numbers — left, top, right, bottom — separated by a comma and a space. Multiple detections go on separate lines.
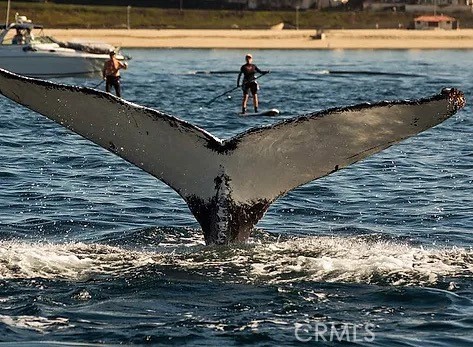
0, 14, 48, 46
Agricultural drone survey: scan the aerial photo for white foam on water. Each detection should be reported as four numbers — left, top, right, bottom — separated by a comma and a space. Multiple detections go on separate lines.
248, 236, 473, 286
0, 241, 155, 280
0, 237, 471, 286
309, 70, 330, 75
0, 314, 70, 332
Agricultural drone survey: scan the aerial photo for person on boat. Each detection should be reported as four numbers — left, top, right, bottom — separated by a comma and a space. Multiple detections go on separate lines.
237, 53, 269, 114
11, 29, 25, 45
102, 51, 127, 97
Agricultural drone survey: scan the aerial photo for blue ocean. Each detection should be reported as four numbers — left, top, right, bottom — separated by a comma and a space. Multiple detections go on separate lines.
0, 49, 472, 346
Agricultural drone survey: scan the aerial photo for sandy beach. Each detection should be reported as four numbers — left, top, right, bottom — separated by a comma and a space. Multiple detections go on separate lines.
44, 28, 473, 49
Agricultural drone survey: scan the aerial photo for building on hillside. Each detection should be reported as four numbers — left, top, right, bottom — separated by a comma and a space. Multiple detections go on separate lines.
20, 0, 340, 10
363, 0, 472, 12
247, 0, 318, 9
363, 1, 406, 11
31, 0, 249, 10
413, 14, 458, 29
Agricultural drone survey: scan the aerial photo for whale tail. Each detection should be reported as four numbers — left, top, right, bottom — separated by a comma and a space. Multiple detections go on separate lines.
186, 172, 272, 244
0, 68, 465, 244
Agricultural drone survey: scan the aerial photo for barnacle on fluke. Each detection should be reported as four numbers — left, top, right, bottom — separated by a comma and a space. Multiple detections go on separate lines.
444, 87, 466, 111
0, 68, 465, 245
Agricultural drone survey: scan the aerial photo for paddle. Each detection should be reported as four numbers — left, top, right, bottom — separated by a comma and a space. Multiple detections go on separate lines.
92, 79, 105, 89
205, 71, 270, 106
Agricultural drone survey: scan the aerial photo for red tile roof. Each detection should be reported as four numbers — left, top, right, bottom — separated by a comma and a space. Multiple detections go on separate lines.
414, 15, 456, 22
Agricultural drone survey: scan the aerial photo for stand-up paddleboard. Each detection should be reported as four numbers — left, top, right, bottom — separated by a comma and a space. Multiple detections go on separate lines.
240, 108, 280, 117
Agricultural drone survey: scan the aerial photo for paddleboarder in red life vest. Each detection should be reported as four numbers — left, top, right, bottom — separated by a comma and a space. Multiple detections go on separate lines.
237, 53, 269, 114
102, 51, 127, 97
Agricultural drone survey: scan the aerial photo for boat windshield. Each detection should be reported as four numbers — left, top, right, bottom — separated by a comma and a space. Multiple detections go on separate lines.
0, 14, 46, 46
1, 28, 27, 45
0, 27, 54, 45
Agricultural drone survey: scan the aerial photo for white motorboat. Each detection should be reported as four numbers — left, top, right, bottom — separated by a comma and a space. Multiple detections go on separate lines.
0, 14, 128, 77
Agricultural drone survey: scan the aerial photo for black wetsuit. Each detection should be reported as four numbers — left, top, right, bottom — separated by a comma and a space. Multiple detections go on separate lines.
105, 76, 121, 98
238, 63, 262, 95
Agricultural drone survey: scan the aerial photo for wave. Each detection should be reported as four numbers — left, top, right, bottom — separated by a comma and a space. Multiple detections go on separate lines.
327, 70, 423, 77
1, 235, 471, 287
190, 70, 237, 75
188, 70, 421, 77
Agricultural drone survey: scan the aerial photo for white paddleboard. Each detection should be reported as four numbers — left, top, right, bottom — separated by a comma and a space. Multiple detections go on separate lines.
239, 108, 280, 117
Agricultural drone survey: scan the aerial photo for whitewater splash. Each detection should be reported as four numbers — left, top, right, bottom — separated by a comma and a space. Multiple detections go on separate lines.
0, 242, 156, 280
1, 237, 471, 287
0, 315, 70, 333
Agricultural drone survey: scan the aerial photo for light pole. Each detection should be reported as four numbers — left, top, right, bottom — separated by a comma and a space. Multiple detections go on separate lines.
180, 0, 183, 12
127, 5, 131, 30
5, 0, 11, 27
296, 5, 299, 30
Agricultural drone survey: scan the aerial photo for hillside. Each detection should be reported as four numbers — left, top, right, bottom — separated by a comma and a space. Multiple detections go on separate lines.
1, 1, 473, 29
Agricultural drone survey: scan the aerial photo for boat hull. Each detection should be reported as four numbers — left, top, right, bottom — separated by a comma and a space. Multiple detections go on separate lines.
0, 48, 110, 77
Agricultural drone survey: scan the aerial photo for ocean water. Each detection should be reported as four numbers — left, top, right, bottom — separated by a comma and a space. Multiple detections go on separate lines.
0, 49, 472, 346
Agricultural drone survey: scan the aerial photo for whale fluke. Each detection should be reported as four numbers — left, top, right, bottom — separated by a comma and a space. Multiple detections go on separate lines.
0, 68, 465, 244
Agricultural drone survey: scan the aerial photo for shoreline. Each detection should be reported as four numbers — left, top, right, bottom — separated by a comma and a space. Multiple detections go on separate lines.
44, 28, 473, 50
